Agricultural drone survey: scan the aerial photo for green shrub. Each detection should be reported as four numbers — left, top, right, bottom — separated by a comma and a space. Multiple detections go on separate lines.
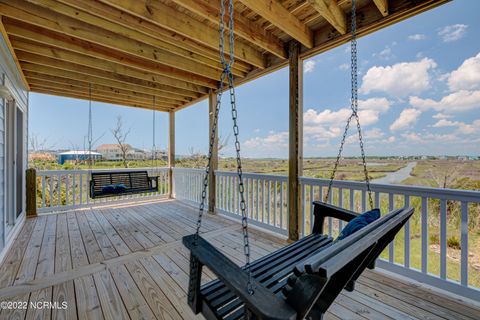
447, 236, 461, 249
430, 233, 440, 244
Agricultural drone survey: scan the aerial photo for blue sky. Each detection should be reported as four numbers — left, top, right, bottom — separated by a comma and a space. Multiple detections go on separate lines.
29, 0, 480, 158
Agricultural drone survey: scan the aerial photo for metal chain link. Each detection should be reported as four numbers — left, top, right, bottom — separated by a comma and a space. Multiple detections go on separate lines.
325, 0, 374, 209
193, 0, 254, 295
87, 83, 93, 171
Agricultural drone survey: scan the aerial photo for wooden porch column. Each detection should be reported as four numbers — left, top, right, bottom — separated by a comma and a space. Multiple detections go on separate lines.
26, 168, 37, 217
208, 89, 218, 214
288, 41, 303, 242
168, 111, 175, 198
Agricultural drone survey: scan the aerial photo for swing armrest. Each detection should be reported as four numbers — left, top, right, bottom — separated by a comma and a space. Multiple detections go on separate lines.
312, 201, 359, 234
183, 235, 297, 320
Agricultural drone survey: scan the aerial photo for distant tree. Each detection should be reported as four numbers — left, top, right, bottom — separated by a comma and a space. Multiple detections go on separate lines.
110, 115, 131, 168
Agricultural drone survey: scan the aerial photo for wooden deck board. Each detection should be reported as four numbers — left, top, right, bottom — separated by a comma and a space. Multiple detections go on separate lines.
0, 199, 478, 320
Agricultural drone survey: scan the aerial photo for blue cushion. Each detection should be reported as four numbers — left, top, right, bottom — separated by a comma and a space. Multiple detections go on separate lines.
102, 184, 127, 194
114, 184, 127, 193
102, 185, 116, 193
337, 208, 381, 240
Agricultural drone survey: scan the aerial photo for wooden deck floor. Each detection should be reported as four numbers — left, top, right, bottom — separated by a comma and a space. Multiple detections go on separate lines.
0, 200, 478, 320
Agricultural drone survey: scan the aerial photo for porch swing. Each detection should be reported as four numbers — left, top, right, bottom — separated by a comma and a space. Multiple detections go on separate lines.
88, 92, 159, 199
183, 0, 414, 318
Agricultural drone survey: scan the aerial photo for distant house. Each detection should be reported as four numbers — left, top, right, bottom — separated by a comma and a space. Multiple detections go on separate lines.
96, 144, 148, 161
97, 144, 128, 161
58, 150, 102, 165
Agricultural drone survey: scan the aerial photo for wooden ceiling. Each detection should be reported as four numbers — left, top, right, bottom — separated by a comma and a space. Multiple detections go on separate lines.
0, 0, 449, 112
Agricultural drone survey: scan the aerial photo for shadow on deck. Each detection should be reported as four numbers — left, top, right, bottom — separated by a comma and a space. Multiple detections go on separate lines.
0, 200, 478, 319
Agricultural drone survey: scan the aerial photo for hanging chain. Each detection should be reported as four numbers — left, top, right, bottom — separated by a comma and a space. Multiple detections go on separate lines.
152, 96, 157, 169
87, 83, 93, 169
324, 0, 374, 209
193, 0, 254, 295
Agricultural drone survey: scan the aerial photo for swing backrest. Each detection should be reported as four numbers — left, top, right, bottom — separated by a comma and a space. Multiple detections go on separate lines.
283, 206, 414, 318
90, 170, 157, 198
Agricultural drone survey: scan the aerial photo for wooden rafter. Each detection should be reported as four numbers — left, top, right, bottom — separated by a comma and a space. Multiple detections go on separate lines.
0, 16, 29, 89
3, 19, 214, 92
10, 38, 208, 98
0, 1, 231, 82
169, 0, 286, 59
20, 62, 197, 102
26, 77, 182, 106
307, 0, 347, 35
16, 51, 204, 100
237, 0, 313, 48
29, 81, 174, 109
98, 0, 266, 69
22, 0, 247, 78
30, 86, 175, 111
373, 0, 389, 17
54, 0, 252, 74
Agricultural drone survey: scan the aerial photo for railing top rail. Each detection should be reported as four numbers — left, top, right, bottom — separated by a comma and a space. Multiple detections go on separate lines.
37, 167, 170, 175
216, 170, 288, 181
172, 167, 205, 173
299, 176, 480, 202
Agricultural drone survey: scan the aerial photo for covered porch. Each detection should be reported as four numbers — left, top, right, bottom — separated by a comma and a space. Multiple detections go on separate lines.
0, 0, 479, 318
1, 199, 479, 319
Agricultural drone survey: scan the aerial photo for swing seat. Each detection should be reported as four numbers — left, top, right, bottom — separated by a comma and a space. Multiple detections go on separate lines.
183, 202, 414, 319
89, 171, 159, 199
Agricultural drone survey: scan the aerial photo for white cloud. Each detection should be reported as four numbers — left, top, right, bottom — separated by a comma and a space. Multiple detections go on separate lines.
410, 90, 480, 112
432, 119, 480, 134
358, 97, 391, 112
390, 108, 421, 131
360, 58, 437, 96
339, 63, 349, 71
447, 53, 480, 91
304, 60, 316, 73
432, 113, 453, 119
303, 108, 351, 125
253, 128, 261, 133
243, 132, 288, 150
304, 98, 391, 130
408, 34, 426, 41
438, 24, 468, 42
432, 119, 463, 127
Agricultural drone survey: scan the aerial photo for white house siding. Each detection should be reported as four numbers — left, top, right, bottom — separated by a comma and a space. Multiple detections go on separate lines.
0, 94, 4, 251
0, 30, 28, 257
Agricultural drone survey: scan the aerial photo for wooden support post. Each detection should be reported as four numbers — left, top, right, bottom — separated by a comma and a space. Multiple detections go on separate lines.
26, 168, 37, 217
208, 89, 218, 214
168, 111, 175, 198
288, 41, 303, 242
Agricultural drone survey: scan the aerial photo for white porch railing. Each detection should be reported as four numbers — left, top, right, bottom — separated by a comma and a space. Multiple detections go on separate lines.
36, 167, 170, 213
173, 168, 480, 301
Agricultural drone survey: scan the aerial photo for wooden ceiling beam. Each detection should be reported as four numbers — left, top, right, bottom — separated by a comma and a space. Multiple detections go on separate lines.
169, 0, 286, 59
30, 86, 175, 112
10, 37, 206, 99
0, 1, 230, 82
3, 19, 214, 92
23, 0, 247, 78
237, 0, 313, 48
0, 16, 29, 89
26, 76, 182, 106
307, 0, 347, 34
54, 0, 251, 75
373, 0, 389, 17
16, 51, 203, 100
29, 81, 174, 109
99, 0, 266, 69
20, 62, 197, 102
